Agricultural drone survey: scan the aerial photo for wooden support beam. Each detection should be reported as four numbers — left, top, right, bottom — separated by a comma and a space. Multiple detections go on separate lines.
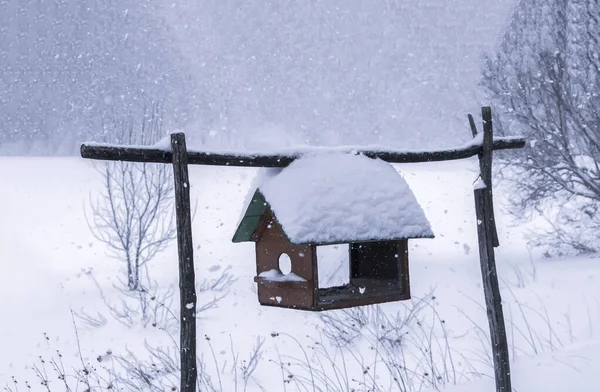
171, 133, 197, 392
81, 137, 526, 167
468, 114, 479, 138
474, 187, 511, 392
468, 108, 500, 247
472, 107, 511, 392
480, 107, 500, 247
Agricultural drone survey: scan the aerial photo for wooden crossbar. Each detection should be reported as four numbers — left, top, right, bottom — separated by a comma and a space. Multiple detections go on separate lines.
80, 137, 526, 167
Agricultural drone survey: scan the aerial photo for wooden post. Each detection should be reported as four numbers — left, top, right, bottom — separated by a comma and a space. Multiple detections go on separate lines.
470, 108, 500, 247
481, 107, 500, 247
171, 133, 197, 392
474, 107, 511, 392
468, 114, 478, 138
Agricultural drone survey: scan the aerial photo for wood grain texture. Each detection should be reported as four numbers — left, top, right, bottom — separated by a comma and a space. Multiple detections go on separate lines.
81, 137, 526, 167
171, 133, 197, 392
474, 187, 511, 392
481, 107, 500, 247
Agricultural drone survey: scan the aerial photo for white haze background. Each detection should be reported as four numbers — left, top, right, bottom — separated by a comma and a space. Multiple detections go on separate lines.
0, 0, 516, 154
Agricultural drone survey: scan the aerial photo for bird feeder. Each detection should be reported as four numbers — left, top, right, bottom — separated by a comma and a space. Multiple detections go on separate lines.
232, 153, 434, 311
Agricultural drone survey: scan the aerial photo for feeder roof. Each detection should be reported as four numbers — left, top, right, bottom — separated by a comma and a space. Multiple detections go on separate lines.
233, 153, 434, 245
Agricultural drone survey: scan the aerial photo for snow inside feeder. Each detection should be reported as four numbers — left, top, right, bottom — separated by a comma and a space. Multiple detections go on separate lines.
232, 153, 434, 311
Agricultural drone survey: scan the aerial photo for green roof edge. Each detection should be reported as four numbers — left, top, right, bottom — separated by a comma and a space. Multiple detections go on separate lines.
232, 190, 268, 243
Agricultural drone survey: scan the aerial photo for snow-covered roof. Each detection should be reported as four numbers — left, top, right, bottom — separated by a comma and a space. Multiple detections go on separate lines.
234, 153, 434, 245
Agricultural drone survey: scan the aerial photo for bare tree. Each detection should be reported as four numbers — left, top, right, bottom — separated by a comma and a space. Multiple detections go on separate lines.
483, 0, 600, 255
88, 102, 176, 290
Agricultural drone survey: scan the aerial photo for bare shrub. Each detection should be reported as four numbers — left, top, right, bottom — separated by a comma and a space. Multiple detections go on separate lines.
228, 336, 265, 392
273, 293, 474, 392
87, 102, 176, 291
483, 0, 600, 255
4, 318, 124, 392
458, 281, 598, 367
507, 253, 537, 289
113, 333, 265, 392
4, 337, 212, 392
76, 266, 236, 332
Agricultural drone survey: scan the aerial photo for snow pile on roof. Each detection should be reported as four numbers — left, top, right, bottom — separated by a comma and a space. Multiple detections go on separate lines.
259, 153, 434, 244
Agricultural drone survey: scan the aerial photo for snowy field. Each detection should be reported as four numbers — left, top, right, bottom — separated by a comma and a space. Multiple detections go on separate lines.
1, 156, 599, 391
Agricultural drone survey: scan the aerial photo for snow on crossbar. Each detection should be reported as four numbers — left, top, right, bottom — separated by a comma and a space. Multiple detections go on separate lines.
80, 135, 526, 167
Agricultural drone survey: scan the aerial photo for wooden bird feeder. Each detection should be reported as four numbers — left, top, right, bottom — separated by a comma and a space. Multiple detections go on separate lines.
232, 153, 434, 311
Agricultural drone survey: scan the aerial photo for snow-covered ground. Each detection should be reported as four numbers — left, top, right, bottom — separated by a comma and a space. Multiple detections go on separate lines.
1, 156, 598, 391
431, 341, 600, 392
